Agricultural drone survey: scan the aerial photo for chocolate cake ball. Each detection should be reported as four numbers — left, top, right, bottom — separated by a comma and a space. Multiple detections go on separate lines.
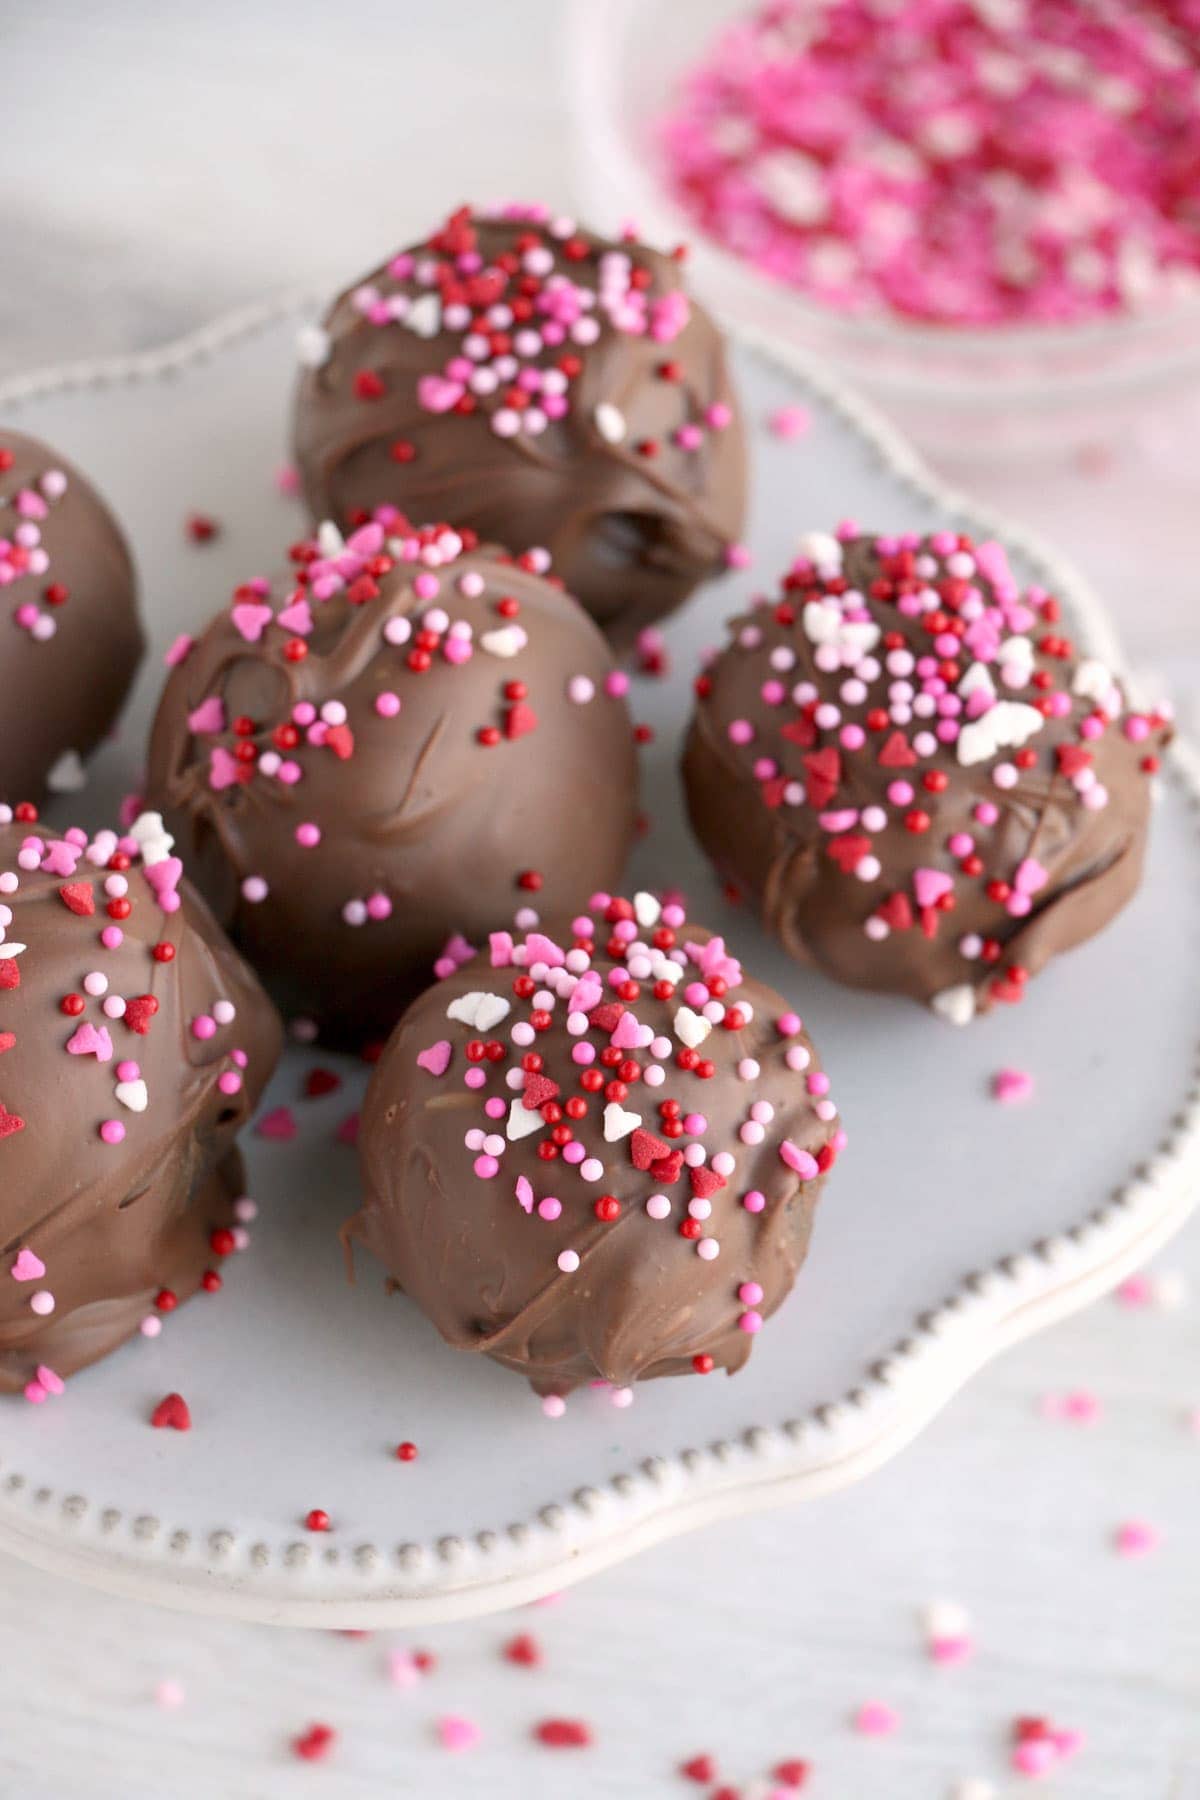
351, 893, 843, 1397
684, 529, 1171, 1023
0, 807, 281, 1396
0, 430, 143, 803
145, 519, 639, 1047
292, 203, 747, 649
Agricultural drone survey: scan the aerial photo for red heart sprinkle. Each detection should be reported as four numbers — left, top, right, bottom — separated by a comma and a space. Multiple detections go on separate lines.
1056, 743, 1093, 776
521, 1072, 560, 1111
150, 1392, 191, 1431
503, 1633, 542, 1667
292, 1723, 336, 1761
649, 1149, 684, 1185
773, 1760, 811, 1788
303, 1068, 342, 1099
689, 1164, 726, 1200
990, 978, 1025, 1005
0, 1033, 15, 1055
505, 701, 539, 740
123, 995, 160, 1035
801, 747, 841, 806
630, 1127, 670, 1171
877, 730, 917, 767
760, 776, 790, 809
324, 724, 355, 760
588, 1003, 625, 1033
0, 960, 20, 990
0, 1107, 26, 1140
877, 893, 914, 931
680, 1754, 717, 1783
779, 714, 817, 748
534, 1719, 592, 1749
58, 882, 95, 916
825, 833, 871, 873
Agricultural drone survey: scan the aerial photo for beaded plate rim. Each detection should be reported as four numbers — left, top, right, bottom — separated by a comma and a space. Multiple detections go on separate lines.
0, 294, 1195, 1628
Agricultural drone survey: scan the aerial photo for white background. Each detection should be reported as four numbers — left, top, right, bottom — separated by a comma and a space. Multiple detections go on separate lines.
3, 5, 1199, 1796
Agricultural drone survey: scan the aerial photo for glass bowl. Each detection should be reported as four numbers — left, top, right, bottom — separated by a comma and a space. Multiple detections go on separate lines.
564, 0, 1200, 462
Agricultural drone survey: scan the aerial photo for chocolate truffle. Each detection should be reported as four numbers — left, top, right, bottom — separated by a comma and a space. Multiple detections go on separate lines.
0, 430, 143, 803
350, 892, 842, 1396
683, 529, 1171, 1022
292, 203, 747, 649
145, 518, 639, 1047
0, 807, 281, 1397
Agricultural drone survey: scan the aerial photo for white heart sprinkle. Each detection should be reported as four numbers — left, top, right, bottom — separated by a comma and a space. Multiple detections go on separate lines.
603, 1101, 642, 1142
1073, 657, 1121, 717
316, 520, 345, 558
651, 956, 683, 987
1, 942, 27, 958
957, 661, 996, 701
931, 984, 976, 1026
446, 990, 511, 1032
634, 891, 662, 929
480, 626, 527, 659
797, 530, 844, 574
296, 324, 331, 368
593, 402, 626, 444
46, 749, 86, 794
674, 1006, 712, 1049
129, 813, 175, 866
922, 1600, 971, 1639
506, 1099, 543, 1142
956, 700, 1044, 768
406, 293, 442, 340
115, 1079, 148, 1113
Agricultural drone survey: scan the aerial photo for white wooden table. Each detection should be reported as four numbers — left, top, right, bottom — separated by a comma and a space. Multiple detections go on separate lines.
3, 7, 1199, 1796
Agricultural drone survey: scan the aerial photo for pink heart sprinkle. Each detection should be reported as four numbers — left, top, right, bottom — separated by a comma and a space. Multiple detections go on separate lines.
11, 1248, 45, 1282
417, 376, 466, 415
164, 634, 194, 667
1013, 1740, 1057, 1776
416, 1040, 452, 1078
276, 597, 314, 636
780, 1139, 818, 1179
769, 404, 811, 440
1014, 857, 1049, 896
387, 1650, 420, 1688
992, 1067, 1034, 1104
929, 1635, 973, 1664
912, 867, 954, 909
610, 1010, 642, 1050
488, 931, 514, 968
437, 1715, 481, 1752
209, 746, 241, 792
187, 695, 226, 734
230, 602, 274, 643
516, 1174, 534, 1215
524, 932, 565, 968
36, 1365, 64, 1395
65, 1021, 113, 1063
345, 523, 384, 559
855, 1701, 899, 1737
255, 1105, 297, 1142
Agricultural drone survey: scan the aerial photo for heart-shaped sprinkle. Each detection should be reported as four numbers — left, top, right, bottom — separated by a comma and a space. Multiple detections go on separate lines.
689, 1164, 726, 1199
58, 881, 95, 916
415, 1042, 451, 1078
515, 1175, 534, 1215
0, 1107, 25, 1140
150, 1392, 191, 1431
521, 1072, 560, 1111
912, 868, 953, 909
0, 1032, 14, 1054
603, 1101, 642, 1142
505, 701, 538, 740
507, 1099, 543, 1142
674, 1007, 711, 1050
122, 996, 159, 1035
115, 1078, 149, 1113
503, 1632, 542, 1666
0, 960, 21, 990
931, 984, 976, 1026
187, 695, 226, 735
11, 1248, 45, 1281
609, 1010, 643, 1051
255, 1105, 298, 1141
630, 1128, 670, 1171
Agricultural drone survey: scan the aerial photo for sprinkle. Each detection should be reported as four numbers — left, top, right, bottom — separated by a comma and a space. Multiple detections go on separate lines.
992, 1067, 1034, 1104
1115, 1519, 1162, 1559
150, 1392, 191, 1431
437, 1716, 482, 1752
854, 1701, 900, 1737
533, 1719, 593, 1749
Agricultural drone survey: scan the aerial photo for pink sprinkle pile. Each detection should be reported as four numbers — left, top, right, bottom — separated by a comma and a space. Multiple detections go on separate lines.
660, 1, 1200, 326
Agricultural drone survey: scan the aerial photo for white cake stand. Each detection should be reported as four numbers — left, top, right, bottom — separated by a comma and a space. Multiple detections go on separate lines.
0, 299, 1195, 1627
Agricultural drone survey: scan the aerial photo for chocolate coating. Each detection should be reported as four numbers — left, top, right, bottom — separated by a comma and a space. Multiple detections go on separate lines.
351, 899, 841, 1394
145, 521, 638, 1047
684, 530, 1170, 1022
0, 813, 282, 1395
0, 429, 143, 804
292, 205, 747, 649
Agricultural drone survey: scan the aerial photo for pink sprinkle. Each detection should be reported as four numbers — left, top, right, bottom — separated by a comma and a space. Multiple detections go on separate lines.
929, 1636, 973, 1665
416, 1040, 452, 1077
164, 634, 194, 668
992, 1067, 1034, 1104
769, 405, 811, 441
1115, 1519, 1161, 1559
10, 1248, 45, 1282
255, 1106, 298, 1142
295, 822, 321, 848
437, 1716, 482, 1753
725, 542, 752, 570
275, 463, 301, 496
779, 1139, 818, 1179
387, 1650, 421, 1688
99, 1120, 125, 1145
155, 1679, 186, 1709
855, 1701, 900, 1738
1115, 1274, 1154, 1308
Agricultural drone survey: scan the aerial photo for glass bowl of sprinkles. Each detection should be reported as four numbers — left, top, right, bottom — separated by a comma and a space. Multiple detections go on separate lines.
566, 0, 1200, 460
